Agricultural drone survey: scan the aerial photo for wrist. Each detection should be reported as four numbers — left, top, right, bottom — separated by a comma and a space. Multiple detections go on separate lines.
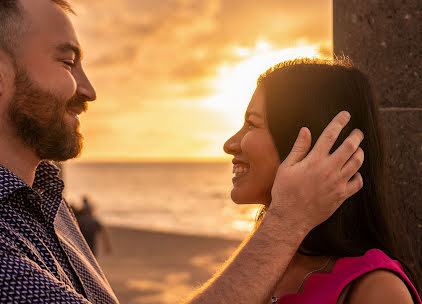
257, 208, 310, 247
264, 205, 312, 236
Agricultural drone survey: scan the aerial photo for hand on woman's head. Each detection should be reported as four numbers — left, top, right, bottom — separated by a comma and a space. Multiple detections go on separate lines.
268, 111, 364, 231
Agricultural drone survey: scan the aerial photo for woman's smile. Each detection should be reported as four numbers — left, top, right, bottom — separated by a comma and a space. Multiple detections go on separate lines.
232, 159, 250, 182
224, 85, 281, 205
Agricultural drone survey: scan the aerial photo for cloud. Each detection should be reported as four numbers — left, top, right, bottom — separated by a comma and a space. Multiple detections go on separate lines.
69, 0, 332, 160
74, 0, 330, 81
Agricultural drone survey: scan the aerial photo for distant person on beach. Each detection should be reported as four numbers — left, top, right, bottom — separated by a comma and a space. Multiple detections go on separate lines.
186, 59, 421, 304
0, 0, 377, 303
76, 196, 112, 256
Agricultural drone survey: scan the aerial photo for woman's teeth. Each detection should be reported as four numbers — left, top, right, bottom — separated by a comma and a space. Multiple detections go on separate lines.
233, 165, 250, 177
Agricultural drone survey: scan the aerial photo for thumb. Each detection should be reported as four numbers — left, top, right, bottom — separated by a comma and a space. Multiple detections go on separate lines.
283, 127, 312, 166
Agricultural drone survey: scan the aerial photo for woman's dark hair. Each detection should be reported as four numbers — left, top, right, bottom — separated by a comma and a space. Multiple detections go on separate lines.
256, 58, 420, 294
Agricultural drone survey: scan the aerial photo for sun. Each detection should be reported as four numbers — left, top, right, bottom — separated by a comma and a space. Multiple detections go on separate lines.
201, 40, 329, 129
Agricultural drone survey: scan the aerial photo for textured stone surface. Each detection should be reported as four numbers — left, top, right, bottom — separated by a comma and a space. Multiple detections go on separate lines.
334, 0, 422, 276
381, 110, 422, 254
334, 0, 422, 108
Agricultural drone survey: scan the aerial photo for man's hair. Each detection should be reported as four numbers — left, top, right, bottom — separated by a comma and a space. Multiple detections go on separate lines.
0, 0, 74, 56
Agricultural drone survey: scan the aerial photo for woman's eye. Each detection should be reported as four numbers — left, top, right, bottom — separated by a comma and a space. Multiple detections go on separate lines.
246, 121, 255, 130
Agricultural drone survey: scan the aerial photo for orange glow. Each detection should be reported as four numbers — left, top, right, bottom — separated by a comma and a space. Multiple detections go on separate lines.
197, 41, 329, 155
203, 41, 325, 118
76, 42, 328, 163
70, 0, 332, 162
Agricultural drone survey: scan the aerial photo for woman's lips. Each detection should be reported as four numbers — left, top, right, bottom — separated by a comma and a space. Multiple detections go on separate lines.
232, 163, 250, 184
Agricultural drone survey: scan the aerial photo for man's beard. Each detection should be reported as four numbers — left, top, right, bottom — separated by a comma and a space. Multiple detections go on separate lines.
7, 68, 87, 162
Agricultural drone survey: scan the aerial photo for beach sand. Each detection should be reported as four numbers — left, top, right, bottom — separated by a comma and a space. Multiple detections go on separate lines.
96, 226, 241, 304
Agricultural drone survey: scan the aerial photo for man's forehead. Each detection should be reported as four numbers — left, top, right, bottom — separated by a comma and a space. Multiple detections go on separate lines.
20, 0, 77, 35
19, 0, 80, 52
21, 0, 65, 16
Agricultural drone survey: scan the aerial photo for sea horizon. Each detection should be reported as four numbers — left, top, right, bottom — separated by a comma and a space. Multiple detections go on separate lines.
63, 161, 260, 241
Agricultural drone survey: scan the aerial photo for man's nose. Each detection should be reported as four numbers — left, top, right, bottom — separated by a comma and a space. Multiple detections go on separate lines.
76, 69, 96, 102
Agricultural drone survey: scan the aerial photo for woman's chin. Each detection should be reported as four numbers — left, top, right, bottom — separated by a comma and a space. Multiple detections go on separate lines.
231, 189, 265, 205
231, 188, 272, 205
231, 189, 251, 204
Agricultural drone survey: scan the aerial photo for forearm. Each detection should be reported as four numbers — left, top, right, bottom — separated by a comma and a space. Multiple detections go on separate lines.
185, 211, 309, 304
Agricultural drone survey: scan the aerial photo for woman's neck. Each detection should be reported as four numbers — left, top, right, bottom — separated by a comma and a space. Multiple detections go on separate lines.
270, 253, 337, 299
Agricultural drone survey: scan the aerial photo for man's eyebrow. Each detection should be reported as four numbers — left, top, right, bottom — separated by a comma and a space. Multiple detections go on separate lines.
56, 42, 84, 60
245, 111, 262, 119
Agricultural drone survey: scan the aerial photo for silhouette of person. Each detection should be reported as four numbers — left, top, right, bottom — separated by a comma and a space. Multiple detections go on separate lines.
76, 196, 112, 256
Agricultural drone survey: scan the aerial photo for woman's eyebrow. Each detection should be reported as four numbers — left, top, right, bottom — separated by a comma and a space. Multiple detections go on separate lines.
245, 111, 262, 119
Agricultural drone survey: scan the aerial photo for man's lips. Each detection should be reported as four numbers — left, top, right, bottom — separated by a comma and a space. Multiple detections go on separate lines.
67, 107, 83, 116
65, 105, 86, 127
67, 102, 87, 116
67, 97, 87, 111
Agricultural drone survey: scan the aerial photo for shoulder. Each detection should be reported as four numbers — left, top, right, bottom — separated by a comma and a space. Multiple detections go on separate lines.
347, 269, 414, 304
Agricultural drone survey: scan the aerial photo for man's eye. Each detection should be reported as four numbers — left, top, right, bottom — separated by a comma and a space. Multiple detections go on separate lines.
62, 60, 75, 68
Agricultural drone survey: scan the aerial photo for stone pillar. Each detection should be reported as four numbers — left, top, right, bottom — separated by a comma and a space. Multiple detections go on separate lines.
333, 0, 421, 271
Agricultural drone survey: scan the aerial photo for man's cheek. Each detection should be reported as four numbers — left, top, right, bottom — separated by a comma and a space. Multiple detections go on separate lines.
32, 63, 77, 98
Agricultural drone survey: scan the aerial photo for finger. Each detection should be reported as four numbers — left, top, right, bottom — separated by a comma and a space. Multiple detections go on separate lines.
283, 127, 312, 166
311, 111, 351, 157
340, 147, 364, 181
344, 172, 363, 199
331, 128, 364, 167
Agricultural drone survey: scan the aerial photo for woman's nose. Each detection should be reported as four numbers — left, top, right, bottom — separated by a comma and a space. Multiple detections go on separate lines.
224, 133, 241, 155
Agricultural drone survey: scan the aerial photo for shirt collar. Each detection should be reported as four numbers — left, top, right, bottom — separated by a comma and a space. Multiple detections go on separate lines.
0, 161, 65, 225
33, 161, 65, 195
34, 162, 65, 225
0, 164, 28, 202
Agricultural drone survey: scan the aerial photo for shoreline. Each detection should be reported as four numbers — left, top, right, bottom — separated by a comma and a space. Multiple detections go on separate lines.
97, 226, 241, 304
103, 224, 246, 242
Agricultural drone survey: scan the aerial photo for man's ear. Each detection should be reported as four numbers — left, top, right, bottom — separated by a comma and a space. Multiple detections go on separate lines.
0, 49, 15, 101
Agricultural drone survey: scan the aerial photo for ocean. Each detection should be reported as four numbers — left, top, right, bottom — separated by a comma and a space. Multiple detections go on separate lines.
63, 162, 261, 240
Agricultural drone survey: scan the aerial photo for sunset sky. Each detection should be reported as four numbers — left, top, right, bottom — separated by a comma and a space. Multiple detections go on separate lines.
70, 0, 332, 162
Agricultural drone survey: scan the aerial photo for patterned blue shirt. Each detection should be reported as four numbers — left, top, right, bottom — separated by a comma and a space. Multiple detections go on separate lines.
0, 162, 119, 303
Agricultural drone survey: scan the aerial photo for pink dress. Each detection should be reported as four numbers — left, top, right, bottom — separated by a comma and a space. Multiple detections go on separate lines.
277, 249, 421, 304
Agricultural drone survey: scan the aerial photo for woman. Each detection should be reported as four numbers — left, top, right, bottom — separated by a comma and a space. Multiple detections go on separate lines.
223, 58, 421, 303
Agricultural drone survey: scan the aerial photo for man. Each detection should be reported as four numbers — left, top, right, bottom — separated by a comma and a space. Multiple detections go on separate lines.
0, 0, 364, 303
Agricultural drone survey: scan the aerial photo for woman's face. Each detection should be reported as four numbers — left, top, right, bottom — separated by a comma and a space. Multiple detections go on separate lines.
223, 85, 280, 205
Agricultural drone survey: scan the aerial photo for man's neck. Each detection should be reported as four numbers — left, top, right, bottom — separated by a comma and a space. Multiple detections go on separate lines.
0, 133, 40, 187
